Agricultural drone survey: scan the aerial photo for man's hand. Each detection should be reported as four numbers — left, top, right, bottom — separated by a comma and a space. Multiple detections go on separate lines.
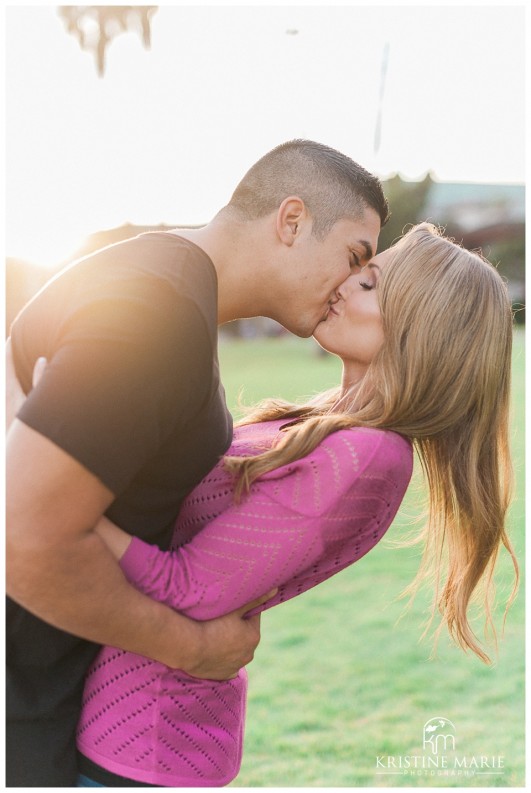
182, 590, 276, 680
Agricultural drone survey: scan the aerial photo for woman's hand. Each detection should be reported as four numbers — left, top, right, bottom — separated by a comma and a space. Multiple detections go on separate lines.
5, 342, 47, 433
94, 515, 133, 559
6, 350, 131, 560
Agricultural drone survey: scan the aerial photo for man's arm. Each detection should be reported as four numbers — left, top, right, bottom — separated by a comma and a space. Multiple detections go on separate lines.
6, 418, 270, 679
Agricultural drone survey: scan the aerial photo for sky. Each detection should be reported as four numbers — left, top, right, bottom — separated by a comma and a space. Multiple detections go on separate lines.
4, 2, 527, 268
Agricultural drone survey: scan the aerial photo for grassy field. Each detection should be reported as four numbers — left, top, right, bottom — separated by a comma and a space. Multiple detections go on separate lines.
218, 329, 525, 788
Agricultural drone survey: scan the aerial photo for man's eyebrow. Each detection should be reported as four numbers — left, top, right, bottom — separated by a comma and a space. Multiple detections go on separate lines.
358, 240, 374, 261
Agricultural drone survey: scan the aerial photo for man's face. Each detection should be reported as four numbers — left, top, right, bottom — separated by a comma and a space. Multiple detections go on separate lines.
282, 208, 381, 337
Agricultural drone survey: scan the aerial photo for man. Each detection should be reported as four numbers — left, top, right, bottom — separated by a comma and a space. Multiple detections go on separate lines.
6, 139, 388, 786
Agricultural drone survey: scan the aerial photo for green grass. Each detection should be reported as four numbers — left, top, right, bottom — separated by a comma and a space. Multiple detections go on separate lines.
218, 329, 525, 788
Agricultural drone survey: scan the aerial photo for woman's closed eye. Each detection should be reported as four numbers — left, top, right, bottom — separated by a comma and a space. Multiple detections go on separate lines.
358, 263, 381, 291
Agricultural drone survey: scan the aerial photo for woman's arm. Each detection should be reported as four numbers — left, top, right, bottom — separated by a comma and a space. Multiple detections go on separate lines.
104, 428, 413, 623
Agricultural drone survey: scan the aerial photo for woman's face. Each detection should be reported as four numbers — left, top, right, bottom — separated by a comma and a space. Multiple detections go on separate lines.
313, 248, 392, 384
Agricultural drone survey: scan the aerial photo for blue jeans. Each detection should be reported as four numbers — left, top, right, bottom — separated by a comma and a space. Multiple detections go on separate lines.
77, 774, 105, 787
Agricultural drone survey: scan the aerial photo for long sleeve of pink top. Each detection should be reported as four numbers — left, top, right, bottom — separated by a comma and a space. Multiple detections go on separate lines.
76, 420, 413, 787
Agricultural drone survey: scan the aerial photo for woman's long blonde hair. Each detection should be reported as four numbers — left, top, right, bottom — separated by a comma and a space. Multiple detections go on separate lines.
225, 222, 518, 664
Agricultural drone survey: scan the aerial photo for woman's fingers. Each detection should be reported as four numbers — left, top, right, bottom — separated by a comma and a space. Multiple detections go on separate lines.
32, 356, 47, 388
235, 588, 278, 618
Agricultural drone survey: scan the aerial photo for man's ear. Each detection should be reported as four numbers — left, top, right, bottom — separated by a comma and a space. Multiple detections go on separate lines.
276, 196, 308, 246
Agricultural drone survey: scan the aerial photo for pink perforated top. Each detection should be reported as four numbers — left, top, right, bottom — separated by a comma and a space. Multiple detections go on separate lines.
77, 420, 413, 786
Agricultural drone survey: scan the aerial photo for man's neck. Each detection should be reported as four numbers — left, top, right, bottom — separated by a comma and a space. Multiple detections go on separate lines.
173, 219, 270, 325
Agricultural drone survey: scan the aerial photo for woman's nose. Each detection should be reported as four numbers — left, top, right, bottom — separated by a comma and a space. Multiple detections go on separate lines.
336, 273, 356, 300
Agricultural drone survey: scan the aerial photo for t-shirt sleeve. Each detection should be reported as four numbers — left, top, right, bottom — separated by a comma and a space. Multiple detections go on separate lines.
16, 284, 214, 496
118, 428, 413, 620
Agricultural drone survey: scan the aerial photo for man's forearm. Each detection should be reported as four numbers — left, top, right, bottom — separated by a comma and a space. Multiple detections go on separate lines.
6, 417, 201, 670
7, 419, 266, 679
7, 526, 269, 679
7, 527, 201, 670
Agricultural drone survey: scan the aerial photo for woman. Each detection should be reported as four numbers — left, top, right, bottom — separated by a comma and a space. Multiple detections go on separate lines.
76, 223, 518, 787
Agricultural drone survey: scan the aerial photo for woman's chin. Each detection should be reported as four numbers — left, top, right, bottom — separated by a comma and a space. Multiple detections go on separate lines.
312, 335, 334, 356
313, 325, 330, 346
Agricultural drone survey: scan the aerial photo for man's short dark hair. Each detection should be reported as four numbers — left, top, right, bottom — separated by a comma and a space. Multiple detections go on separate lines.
227, 139, 390, 238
